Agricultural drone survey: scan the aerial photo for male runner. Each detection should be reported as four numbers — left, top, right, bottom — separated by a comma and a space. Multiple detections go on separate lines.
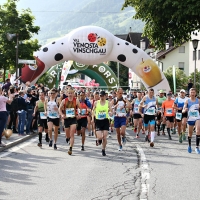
173, 89, 188, 143
59, 89, 81, 155
92, 91, 113, 156
33, 92, 49, 147
77, 91, 91, 151
139, 88, 158, 147
162, 93, 175, 140
131, 91, 143, 138
112, 88, 132, 151
183, 88, 200, 154
156, 90, 167, 135
44, 88, 60, 150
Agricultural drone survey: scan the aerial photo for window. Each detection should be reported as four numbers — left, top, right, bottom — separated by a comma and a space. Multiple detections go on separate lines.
193, 51, 197, 60
198, 50, 200, 60
178, 62, 184, 70
179, 46, 185, 53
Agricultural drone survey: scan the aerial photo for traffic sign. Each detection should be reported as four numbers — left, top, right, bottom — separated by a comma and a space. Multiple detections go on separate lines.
18, 59, 36, 64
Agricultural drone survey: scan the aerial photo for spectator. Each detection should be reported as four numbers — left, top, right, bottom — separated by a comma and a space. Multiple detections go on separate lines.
2, 79, 11, 92
17, 91, 27, 136
0, 87, 14, 147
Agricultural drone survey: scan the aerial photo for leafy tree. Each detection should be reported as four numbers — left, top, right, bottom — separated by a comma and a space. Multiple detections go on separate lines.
163, 66, 188, 93
189, 70, 200, 94
108, 61, 129, 89
122, 0, 200, 49
0, 0, 40, 81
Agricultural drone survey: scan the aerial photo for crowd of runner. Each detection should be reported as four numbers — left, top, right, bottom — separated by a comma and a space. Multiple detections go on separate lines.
0, 79, 200, 155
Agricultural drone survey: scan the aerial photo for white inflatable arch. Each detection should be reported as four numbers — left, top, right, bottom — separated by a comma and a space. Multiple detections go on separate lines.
27, 26, 170, 91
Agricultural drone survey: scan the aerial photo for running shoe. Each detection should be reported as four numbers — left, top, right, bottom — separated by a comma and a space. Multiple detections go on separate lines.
66, 138, 70, 143
150, 142, 154, 147
145, 135, 148, 142
136, 134, 140, 138
182, 133, 186, 141
134, 128, 137, 133
122, 136, 126, 145
157, 132, 160, 136
88, 132, 91, 136
188, 146, 192, 153
37, 143, 42, 147
96, 140, 99, 146
0, 142, 6, 147
81, 145, 84, 151
102, 149, 106, 156
98, 140, 102, 145
179, 134, 182, 143
162, 132, 166, 136
68, 147, 72, 155
168, 136, 172, 140
108, 133, 111, 138
91, 131, 94, 136
195, 147, 200, 154
118, 145, 123, 151
173, 128, 176, 134
49, 140, 53, 147
54, 144, 57, 150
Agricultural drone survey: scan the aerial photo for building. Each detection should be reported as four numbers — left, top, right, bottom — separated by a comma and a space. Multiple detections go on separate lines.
156, 32, 200, 76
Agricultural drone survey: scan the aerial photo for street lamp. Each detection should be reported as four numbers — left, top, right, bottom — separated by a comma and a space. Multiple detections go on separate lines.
192, 39, 199, 88
6, 33, 19, 78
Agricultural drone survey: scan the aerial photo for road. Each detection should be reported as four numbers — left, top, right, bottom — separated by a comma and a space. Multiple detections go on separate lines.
0, 128, 200, 200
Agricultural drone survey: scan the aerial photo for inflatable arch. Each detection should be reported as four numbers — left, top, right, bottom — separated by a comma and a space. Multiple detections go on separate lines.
39, 61, 118, 89
21, 26, 170, 92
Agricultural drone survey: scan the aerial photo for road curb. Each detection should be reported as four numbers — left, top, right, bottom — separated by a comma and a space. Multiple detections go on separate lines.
0, 132, 38, 153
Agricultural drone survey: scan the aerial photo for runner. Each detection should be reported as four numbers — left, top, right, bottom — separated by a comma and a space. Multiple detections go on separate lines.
162, 93, 175, 140
44, 88, 60, 150
33, 91, 49, 147
173, 89, 188, 143
131, 91, 143, 138
59, 89, 81, 155
156, 90, 167, 136
77, 91, 91, 151
139, 88, 158, 147
92, 91, 113, 156
112, 88, 132, 151
183, 88, 200, 154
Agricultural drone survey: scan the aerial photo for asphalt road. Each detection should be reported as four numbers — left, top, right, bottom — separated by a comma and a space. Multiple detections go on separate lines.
0, 127, 200, 200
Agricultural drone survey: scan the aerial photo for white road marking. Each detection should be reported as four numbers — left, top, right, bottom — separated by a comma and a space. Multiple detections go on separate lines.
126, 131, 150, 200
0, 137, 37, 158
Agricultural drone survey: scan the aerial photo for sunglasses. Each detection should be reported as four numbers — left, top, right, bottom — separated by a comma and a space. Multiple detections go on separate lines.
50, 93, 55, 94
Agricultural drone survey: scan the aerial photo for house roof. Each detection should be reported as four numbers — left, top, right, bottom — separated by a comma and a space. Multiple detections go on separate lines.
156, 46, 177, 59
126, 32, 150, 49
115, 34, 128, 40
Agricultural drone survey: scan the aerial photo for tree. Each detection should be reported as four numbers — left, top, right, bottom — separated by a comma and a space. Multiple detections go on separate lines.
122, 0, 200, 49
189, 70, 200, 94
163, 66, 188, 93
0, 0, 40, 81
108, 61, 129, 89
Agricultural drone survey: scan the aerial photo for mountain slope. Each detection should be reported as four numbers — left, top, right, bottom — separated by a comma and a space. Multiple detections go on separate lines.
0, 0, 144, 44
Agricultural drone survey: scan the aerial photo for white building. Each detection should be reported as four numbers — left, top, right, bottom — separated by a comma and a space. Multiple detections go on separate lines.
156, 33, 200, 76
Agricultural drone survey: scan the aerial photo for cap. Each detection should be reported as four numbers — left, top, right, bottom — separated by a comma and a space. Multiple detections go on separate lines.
31, 85, 36, 90
180, 89, 186, 93
108, 93, 112, 96
100, 91, 106, 96
159, 89, 164, 93
167, 93, 172, 96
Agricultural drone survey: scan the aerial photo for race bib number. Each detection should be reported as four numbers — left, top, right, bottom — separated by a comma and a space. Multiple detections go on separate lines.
48, 111, 59, 118
166, 109, 173, 115
189, 110, 199, 118
116, 108, 126, 117
134, 107, 139, 113
146, 107, 155, 115
81, 109, 86, 115
98, 112, 106, 119
66, 108, 75, 118
40, 112, 47, 119
176, 113, 182, 120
